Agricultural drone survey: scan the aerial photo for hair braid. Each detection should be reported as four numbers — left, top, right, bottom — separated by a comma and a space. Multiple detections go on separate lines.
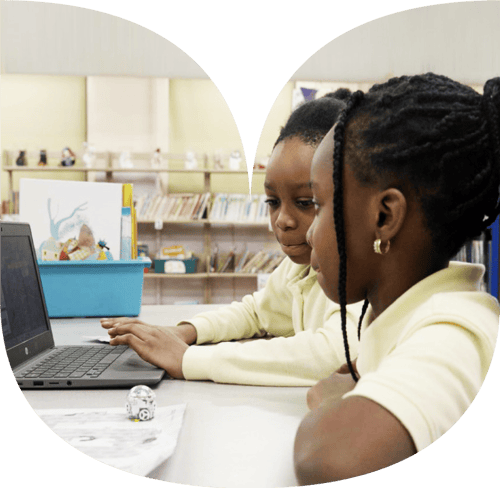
332, 90, 364, 382
357, 299, 369, 341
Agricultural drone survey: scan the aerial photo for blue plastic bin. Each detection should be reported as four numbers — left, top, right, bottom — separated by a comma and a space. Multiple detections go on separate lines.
37, 258, 151, 318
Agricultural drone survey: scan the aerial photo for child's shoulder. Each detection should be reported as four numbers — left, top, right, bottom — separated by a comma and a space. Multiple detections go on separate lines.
406, 287, 499, 354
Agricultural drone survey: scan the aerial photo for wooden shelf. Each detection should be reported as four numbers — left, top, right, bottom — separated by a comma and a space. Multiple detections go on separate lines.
138, 219, 270, 228
145, 272, 260, 279
2, 165, 266, 175
3, 149, 273, 304
3, 166, 93, 172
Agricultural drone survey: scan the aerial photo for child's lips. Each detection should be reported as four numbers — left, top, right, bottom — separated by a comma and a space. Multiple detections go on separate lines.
281, 242, 307, 248
281, 242, 309, 254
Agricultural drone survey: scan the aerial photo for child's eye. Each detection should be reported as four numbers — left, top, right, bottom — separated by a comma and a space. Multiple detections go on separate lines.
265, 198, 280, 208
296, 199, 314, 209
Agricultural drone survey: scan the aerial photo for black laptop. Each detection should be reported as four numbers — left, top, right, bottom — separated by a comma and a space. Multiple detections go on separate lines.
1, 221, 165, 389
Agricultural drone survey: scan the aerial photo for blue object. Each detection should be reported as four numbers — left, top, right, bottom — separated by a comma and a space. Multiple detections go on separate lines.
37, 258, 151, 318
490, 218, 499, 299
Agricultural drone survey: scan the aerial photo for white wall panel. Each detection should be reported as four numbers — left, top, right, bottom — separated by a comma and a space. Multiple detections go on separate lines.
1, 1, 207, 78
86, 75, 170, 154
292, 2, 500, 83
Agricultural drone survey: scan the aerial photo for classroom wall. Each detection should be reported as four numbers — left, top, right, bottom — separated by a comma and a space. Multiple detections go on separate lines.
87, 76, 170, 153
1, 74, 295, 200
6, 2, 500, 201
292, 2, 500, 84
168, 78, 244, 194
256, 82, 295, 162
0, 75, 87, 200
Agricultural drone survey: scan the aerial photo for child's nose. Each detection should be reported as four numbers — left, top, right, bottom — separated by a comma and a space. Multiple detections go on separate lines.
276, 206, 297, 230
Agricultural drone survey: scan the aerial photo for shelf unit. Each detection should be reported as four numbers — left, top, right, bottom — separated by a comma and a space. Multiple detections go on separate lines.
3, 150, 276, 304
4, 150, 498, 302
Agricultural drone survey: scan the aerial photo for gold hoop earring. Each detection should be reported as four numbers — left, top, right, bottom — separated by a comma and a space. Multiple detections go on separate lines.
374, 239, 390, 255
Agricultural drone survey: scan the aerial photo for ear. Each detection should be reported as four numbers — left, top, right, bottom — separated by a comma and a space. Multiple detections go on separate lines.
374, 188, 407, 242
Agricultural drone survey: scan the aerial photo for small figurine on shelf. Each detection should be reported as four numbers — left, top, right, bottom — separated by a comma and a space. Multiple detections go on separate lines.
126, 385, 156, 421
228, 150, 242, 171
38, 150, 47, 166
61, 147, 76, 167
151, 148, 162, 169
16, 150, 27, 166
119, 150, 133, 169
213, 150, 224, 170
209, 244, 219, 273
82, 142, 96, 168
184, 151, 198, 170
96, 239, 112, 260
253, 156, 269, 171
151, 148, 169, 193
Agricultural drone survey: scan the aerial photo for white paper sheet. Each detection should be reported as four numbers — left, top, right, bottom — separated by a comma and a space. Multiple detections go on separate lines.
36, 404, 186, 476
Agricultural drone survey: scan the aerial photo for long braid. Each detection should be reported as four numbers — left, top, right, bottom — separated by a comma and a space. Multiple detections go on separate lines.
358, 299, 369, 341
332, 90, 364, 382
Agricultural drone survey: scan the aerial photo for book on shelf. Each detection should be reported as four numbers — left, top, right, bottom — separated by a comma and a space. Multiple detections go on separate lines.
135, 193, 211, 222
209, 193, 269, 223
234, 248, 252, 273
209, 245, 219, 273
218, 248, 236, 273
122, 183, 137, 260
1, 199, 10, 215
235, 250, 285, 274
7, 191, 20, 214
453, 231, 491, 292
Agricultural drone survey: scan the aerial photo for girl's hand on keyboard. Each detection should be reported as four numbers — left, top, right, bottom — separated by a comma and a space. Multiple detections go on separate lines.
104, 321, 188, 379
101, 318, 197, 345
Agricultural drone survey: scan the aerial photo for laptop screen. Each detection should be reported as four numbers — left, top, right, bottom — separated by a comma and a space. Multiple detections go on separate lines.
1, 235, 50, 349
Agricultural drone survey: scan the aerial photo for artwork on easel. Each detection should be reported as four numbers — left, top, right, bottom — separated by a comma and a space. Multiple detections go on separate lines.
19, 178, 123, 259
292, 81, 373, 110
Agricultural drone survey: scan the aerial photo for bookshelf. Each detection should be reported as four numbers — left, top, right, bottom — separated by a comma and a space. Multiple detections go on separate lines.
2, 150, 278, 305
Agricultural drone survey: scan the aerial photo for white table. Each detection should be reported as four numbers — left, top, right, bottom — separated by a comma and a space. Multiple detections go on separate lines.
21, 305, 310, 488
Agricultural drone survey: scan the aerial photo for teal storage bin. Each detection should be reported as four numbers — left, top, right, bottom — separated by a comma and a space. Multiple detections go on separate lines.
37, 258, 151, 318
154, 257, 198, 274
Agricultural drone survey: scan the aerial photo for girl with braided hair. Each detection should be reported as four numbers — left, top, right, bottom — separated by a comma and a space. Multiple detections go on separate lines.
294, 73, 500, 483
102, 92, 363, 386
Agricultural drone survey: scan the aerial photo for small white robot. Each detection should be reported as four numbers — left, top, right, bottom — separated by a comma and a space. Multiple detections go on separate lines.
126, 385, 156, 421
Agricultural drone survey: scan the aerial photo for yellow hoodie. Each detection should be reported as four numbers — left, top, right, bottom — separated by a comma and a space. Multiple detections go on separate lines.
344, 261, 499, 450
179, 257, 363, 386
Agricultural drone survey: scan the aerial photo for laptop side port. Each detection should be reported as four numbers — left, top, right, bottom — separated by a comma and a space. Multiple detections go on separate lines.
33, 381, 44, 386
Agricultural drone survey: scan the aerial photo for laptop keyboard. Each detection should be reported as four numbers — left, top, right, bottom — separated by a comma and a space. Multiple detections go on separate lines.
18, 345, 129, 379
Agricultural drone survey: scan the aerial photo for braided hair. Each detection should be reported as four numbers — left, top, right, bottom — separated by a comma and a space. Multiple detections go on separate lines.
274, 92, 347, 148
333, 73, 500, 381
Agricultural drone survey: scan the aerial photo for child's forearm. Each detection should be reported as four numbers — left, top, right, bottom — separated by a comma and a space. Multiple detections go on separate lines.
294, 396, 416, 484
175, 322, 198, 345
